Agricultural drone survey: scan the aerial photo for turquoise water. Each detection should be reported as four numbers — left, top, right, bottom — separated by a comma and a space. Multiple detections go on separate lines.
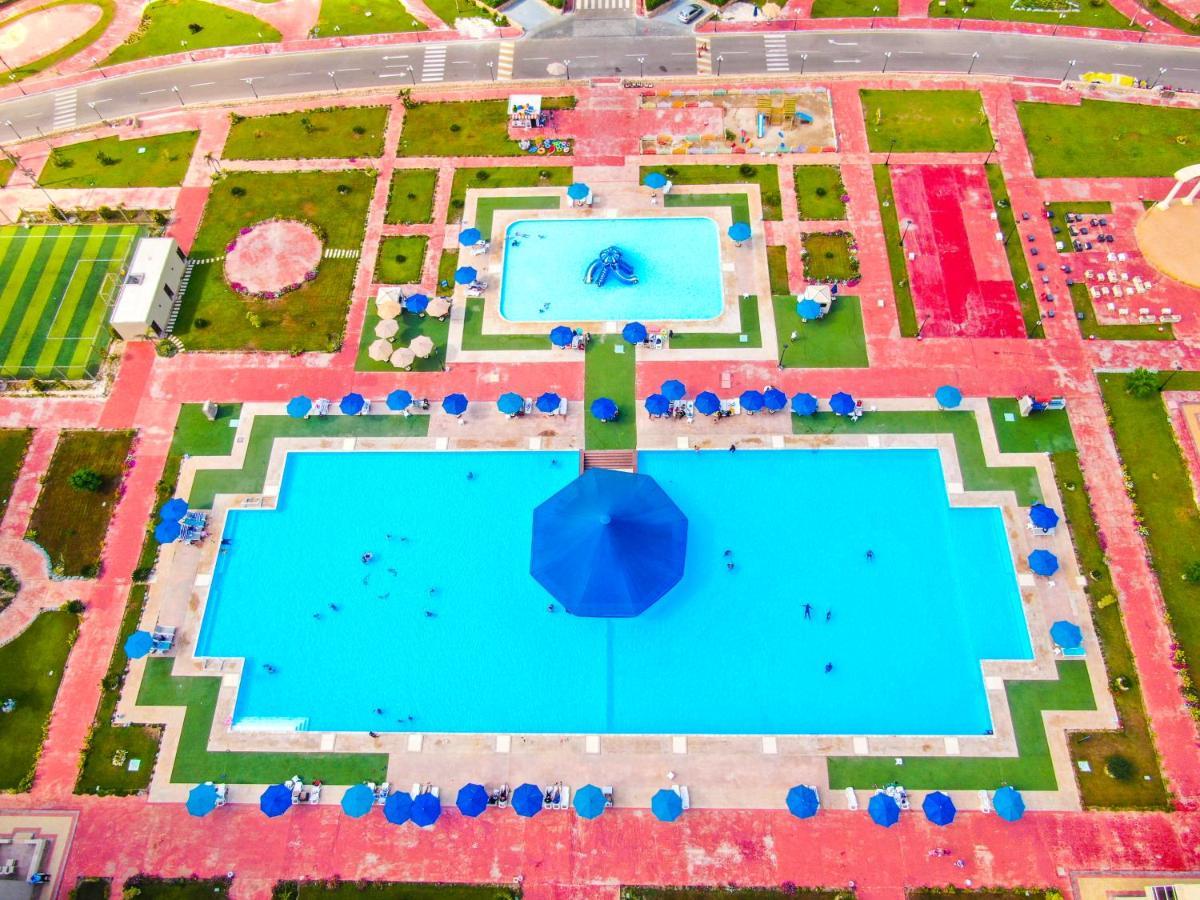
497, 217, 725, 322
196, 449, 1032, 735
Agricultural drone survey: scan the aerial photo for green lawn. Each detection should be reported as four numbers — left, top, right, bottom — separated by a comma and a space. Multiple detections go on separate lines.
664, 191, 751, 226
387, 169, 439, 224
400, 100, 537, 157
584, 335, 636, 450
1045, 201, 1114, 253
670, 296, 762, 349
767, 245, 790, 295
0, 611, 79, 791
28, 430, 134, 577
861, 90, 994, 152
313, 0, 426, 35
794, 165, 848, 220
104, 0, 281, 65
173, 170, 373, 351
422, 0, 503, 25
41, 131, 198, 188
447, 166, 572, 219
70, 878, 111, 900
985, 164, 1041, 338
475, 195, 560, 234
627, 891, 845, 900
775, 295, 868, 368
812, 0, 896, 13
462, 299, 554, 351
276, 883, 518, 900
123, 878, 230, 900
0, 429, 31, 519
0, 158, 13, 188
801, 232, 859, 282
189, 414, 429, 508
1017, 100, 1200, 178
355, 307, 447, 372
988, 398, 1075, 453
872, 165, 917, 337
374, 236, 428, 284
1069, 282, 1174, 341
641, 164, 782, 220
2, 0, 115, 82
929, 0, 1133, 27
224, 107, 389, 160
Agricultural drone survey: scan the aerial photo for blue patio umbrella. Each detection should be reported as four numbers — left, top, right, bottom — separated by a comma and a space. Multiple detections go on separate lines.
591, 397, 618, 422
936, 385, 963, 409
740, 389, 765, 413
455, 783, 489, 818
383, 790, 413, 825
454, 266, 478, 285
785, 785, 820, 819
993, 785, 1025, 821
531, 468, 688, 618
536, 392, 562, 414
458, 227, 482, 246
695, 391, 721, 416
405, 293, 430, 314
1028, 549, 1059, 577
644, 172, 668, 190
651, 788, 683, 822
187, 783, 219, 817
797, 298, 822, 321
386, 389, 413, 412
550, 325, 574, 347
442, 393, 468, 416
339, 392, 365, 416
155, 520, 181, 544
286, 395, 312, 419
260, 783, 292, 818
661, 379, 686, 402
763, 387, 787, 412
124, 630, 153, 659
791, 392, 818, 416
728, 222, 752, 243
1050, 620, 1083, 649
411, 792, 441, 827
498, 392, 524, 416
574, 784, 607, 820
645, 393, 670, 417
512, 783, 543, 818
829, 392, 856, 416
567, 182, 590, 200
341, 783, 375, 819
160, 498, 188, 521
1030, 503, 1060, 530
868, 792, 900, 828
922, 791, 956, 827
622, 321, 648, 345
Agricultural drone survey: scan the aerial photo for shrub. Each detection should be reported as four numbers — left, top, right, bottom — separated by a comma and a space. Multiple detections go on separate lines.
337, 184, 351, 195
815, 186, 828, 197
187, 22, 203, 33
246, 312, 262, 328
95, 151, 117, 167
738, 163, 756, 177
69, 468, 104, 492
352, 125, 366, 136
193, 318, 210, 329
1125, 367, 1158, 398
394, 254, 407, 263
229, 185, 246, 198
475, 170, 490, 181
449, 123, 462, 133
1105, 754, 1135, 780
63, 599, 86, 614
299, 117, 315, 134
1184, 560, 1200, 583
50, 151, 72, 169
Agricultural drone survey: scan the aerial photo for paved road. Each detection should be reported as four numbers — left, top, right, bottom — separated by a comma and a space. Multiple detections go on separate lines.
1, 25, 1198, 144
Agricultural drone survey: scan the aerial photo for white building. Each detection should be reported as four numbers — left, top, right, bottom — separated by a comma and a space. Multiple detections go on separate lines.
800, 283, 834, 316
109, 237, 187, 341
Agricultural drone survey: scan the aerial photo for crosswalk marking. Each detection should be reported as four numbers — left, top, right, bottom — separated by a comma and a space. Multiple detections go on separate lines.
576, 0, 633, 8
421, 45, 446, 82
496, 42, 514, 81
696, 39, 712, 76
324, 248, 360, 259
764, 34, 790, 73
52, 89, 77, 131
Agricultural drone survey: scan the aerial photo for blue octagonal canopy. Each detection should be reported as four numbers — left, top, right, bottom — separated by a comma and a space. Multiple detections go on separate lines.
531, 469, 688, 618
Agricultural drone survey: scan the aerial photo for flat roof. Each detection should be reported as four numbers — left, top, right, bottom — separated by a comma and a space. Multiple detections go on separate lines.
111, 237, 177, 324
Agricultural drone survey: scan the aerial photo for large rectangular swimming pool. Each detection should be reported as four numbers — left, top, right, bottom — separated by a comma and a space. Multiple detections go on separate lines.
497, 216, 725, 322
197, 449, 1032, 735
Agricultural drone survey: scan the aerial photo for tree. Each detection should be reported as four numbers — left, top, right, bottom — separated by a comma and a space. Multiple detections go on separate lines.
69, 468, 104, 492
1184, 560, 1200, 584
1125, 367, 1158, 398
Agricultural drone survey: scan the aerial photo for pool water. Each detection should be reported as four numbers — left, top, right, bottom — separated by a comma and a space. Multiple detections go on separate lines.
197, 449, 1032, 735
497, 217, 725, 322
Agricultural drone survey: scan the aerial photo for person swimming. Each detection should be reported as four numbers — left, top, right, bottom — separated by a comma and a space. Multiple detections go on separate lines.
362, 552, 374, 563
824, 662, 834, 674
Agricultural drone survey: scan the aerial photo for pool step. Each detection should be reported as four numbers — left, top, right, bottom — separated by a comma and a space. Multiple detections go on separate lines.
581, 450, 636, 472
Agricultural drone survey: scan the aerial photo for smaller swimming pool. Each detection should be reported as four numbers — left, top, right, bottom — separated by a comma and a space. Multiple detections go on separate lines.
498, 216, 725, 322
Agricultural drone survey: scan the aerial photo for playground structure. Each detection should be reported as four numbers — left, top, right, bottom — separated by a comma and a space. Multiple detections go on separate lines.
584, 247, 639, 287
639, 88, 836, 155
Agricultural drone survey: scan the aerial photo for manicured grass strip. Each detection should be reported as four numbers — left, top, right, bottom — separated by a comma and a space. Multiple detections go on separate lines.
793, 165, 848, 220
104, 0, 282, 65
314, 0, 427, 35
42, 131, 198, 189
929, 0, 1133, 27
125, 878, 229, 900
1069, 282, 1173, 341
0, 158, 13, 188
224, 107, 389, 161
386, 169, 439, 224
189, 414, 429, 508
137, 657, 386, 785
2, 0, 115, 82
641, 164, 782, 220
374, 236, 427, 284
873, 165, 917, 337
278, 881, 518, 900
447, 166, 572, 220
462, 298, 551, 351
861, 90, 994, 153
801, 232, 859, 282
76, 585, 160, 796
1133, 0, 1200, 34
400, 100, 548, 157
28, 429, 134, 577
70, 878, 111, 900
670, 296, 761, 349
475, 195, 560, 235
1052, 450, 1169, 809
664, 192, 751, 226
828, 661, 1094, 790
0, 610, 80, 791
0, 429, 31, 520
794, 408, 1043, 504
985, 163, 1041, 338
812, 0, 895, 13
774, 295, 867, 368
766, 245, 790, 295
1045, 201, 1114, 253
584, 335, 635, 451
988, 398, 1075, 453
355, 308, 447, 372
629, 891, 842, 900
1017, 100, 1200, 178
422, 0, 505, 26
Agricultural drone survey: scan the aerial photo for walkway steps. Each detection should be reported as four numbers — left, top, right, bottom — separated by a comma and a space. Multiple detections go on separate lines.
164, 260, 196, 334
581, 450, 636, 472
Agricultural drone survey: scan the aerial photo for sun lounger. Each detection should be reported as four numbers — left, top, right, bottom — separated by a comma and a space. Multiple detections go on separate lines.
844, 787, 859, 810
720, 398, 741, 415
489, 783, 509, 808
978, 789, 992, 813
523, 397, 534, 415
374, 782, 390, 803
215, 783, 227, 806
603, 786, 614, 808
470, 241, 490, 256
672, 785, 691, 810
0, 860, 14, 877
557, 399, 568, 417
559, 784, 571, 809
361, 399, 371, 416
466, 287, 486, 299
314, 398, 330, 417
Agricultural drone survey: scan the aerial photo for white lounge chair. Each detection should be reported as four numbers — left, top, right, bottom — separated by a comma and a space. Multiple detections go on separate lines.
556, 399, 568, 417
671, 784, 691, 810
602, 786, 614, 808
978, 789, 992, 813
844, 787, 859, 810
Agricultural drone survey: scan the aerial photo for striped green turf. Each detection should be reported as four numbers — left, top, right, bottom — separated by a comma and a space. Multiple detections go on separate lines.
0, 225, 140, 378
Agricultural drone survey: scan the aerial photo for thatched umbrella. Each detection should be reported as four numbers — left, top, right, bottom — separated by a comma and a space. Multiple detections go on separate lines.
368, 339, 393, 362
376, 298, 402, 320
375, 318, 400, 339
409, 335, 435, 358
390, 347, 416, 370
426, 297, 451, 319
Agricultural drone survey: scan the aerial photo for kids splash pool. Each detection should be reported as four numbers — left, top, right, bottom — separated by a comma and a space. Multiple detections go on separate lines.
196, 449, 1032, 736
497, 217, 725, 322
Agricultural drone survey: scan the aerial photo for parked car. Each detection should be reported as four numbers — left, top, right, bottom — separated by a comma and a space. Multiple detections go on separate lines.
678, 3, 705, 23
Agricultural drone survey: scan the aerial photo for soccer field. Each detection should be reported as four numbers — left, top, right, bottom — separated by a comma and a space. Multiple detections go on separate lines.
0, 225, 140, 379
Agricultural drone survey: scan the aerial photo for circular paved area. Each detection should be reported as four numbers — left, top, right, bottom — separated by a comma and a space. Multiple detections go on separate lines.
224, 219, 322, 296
0, 3, 103, 69
1136, 204, 1200, 289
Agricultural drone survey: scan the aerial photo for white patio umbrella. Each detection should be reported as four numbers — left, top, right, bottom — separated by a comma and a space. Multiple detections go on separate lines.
390, 347, 416, 369
375, 318, 400, 339
409, 335, 435, 358
368, 338, 393, 362
426, 297, 451, 319
376, 298, 402, 320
